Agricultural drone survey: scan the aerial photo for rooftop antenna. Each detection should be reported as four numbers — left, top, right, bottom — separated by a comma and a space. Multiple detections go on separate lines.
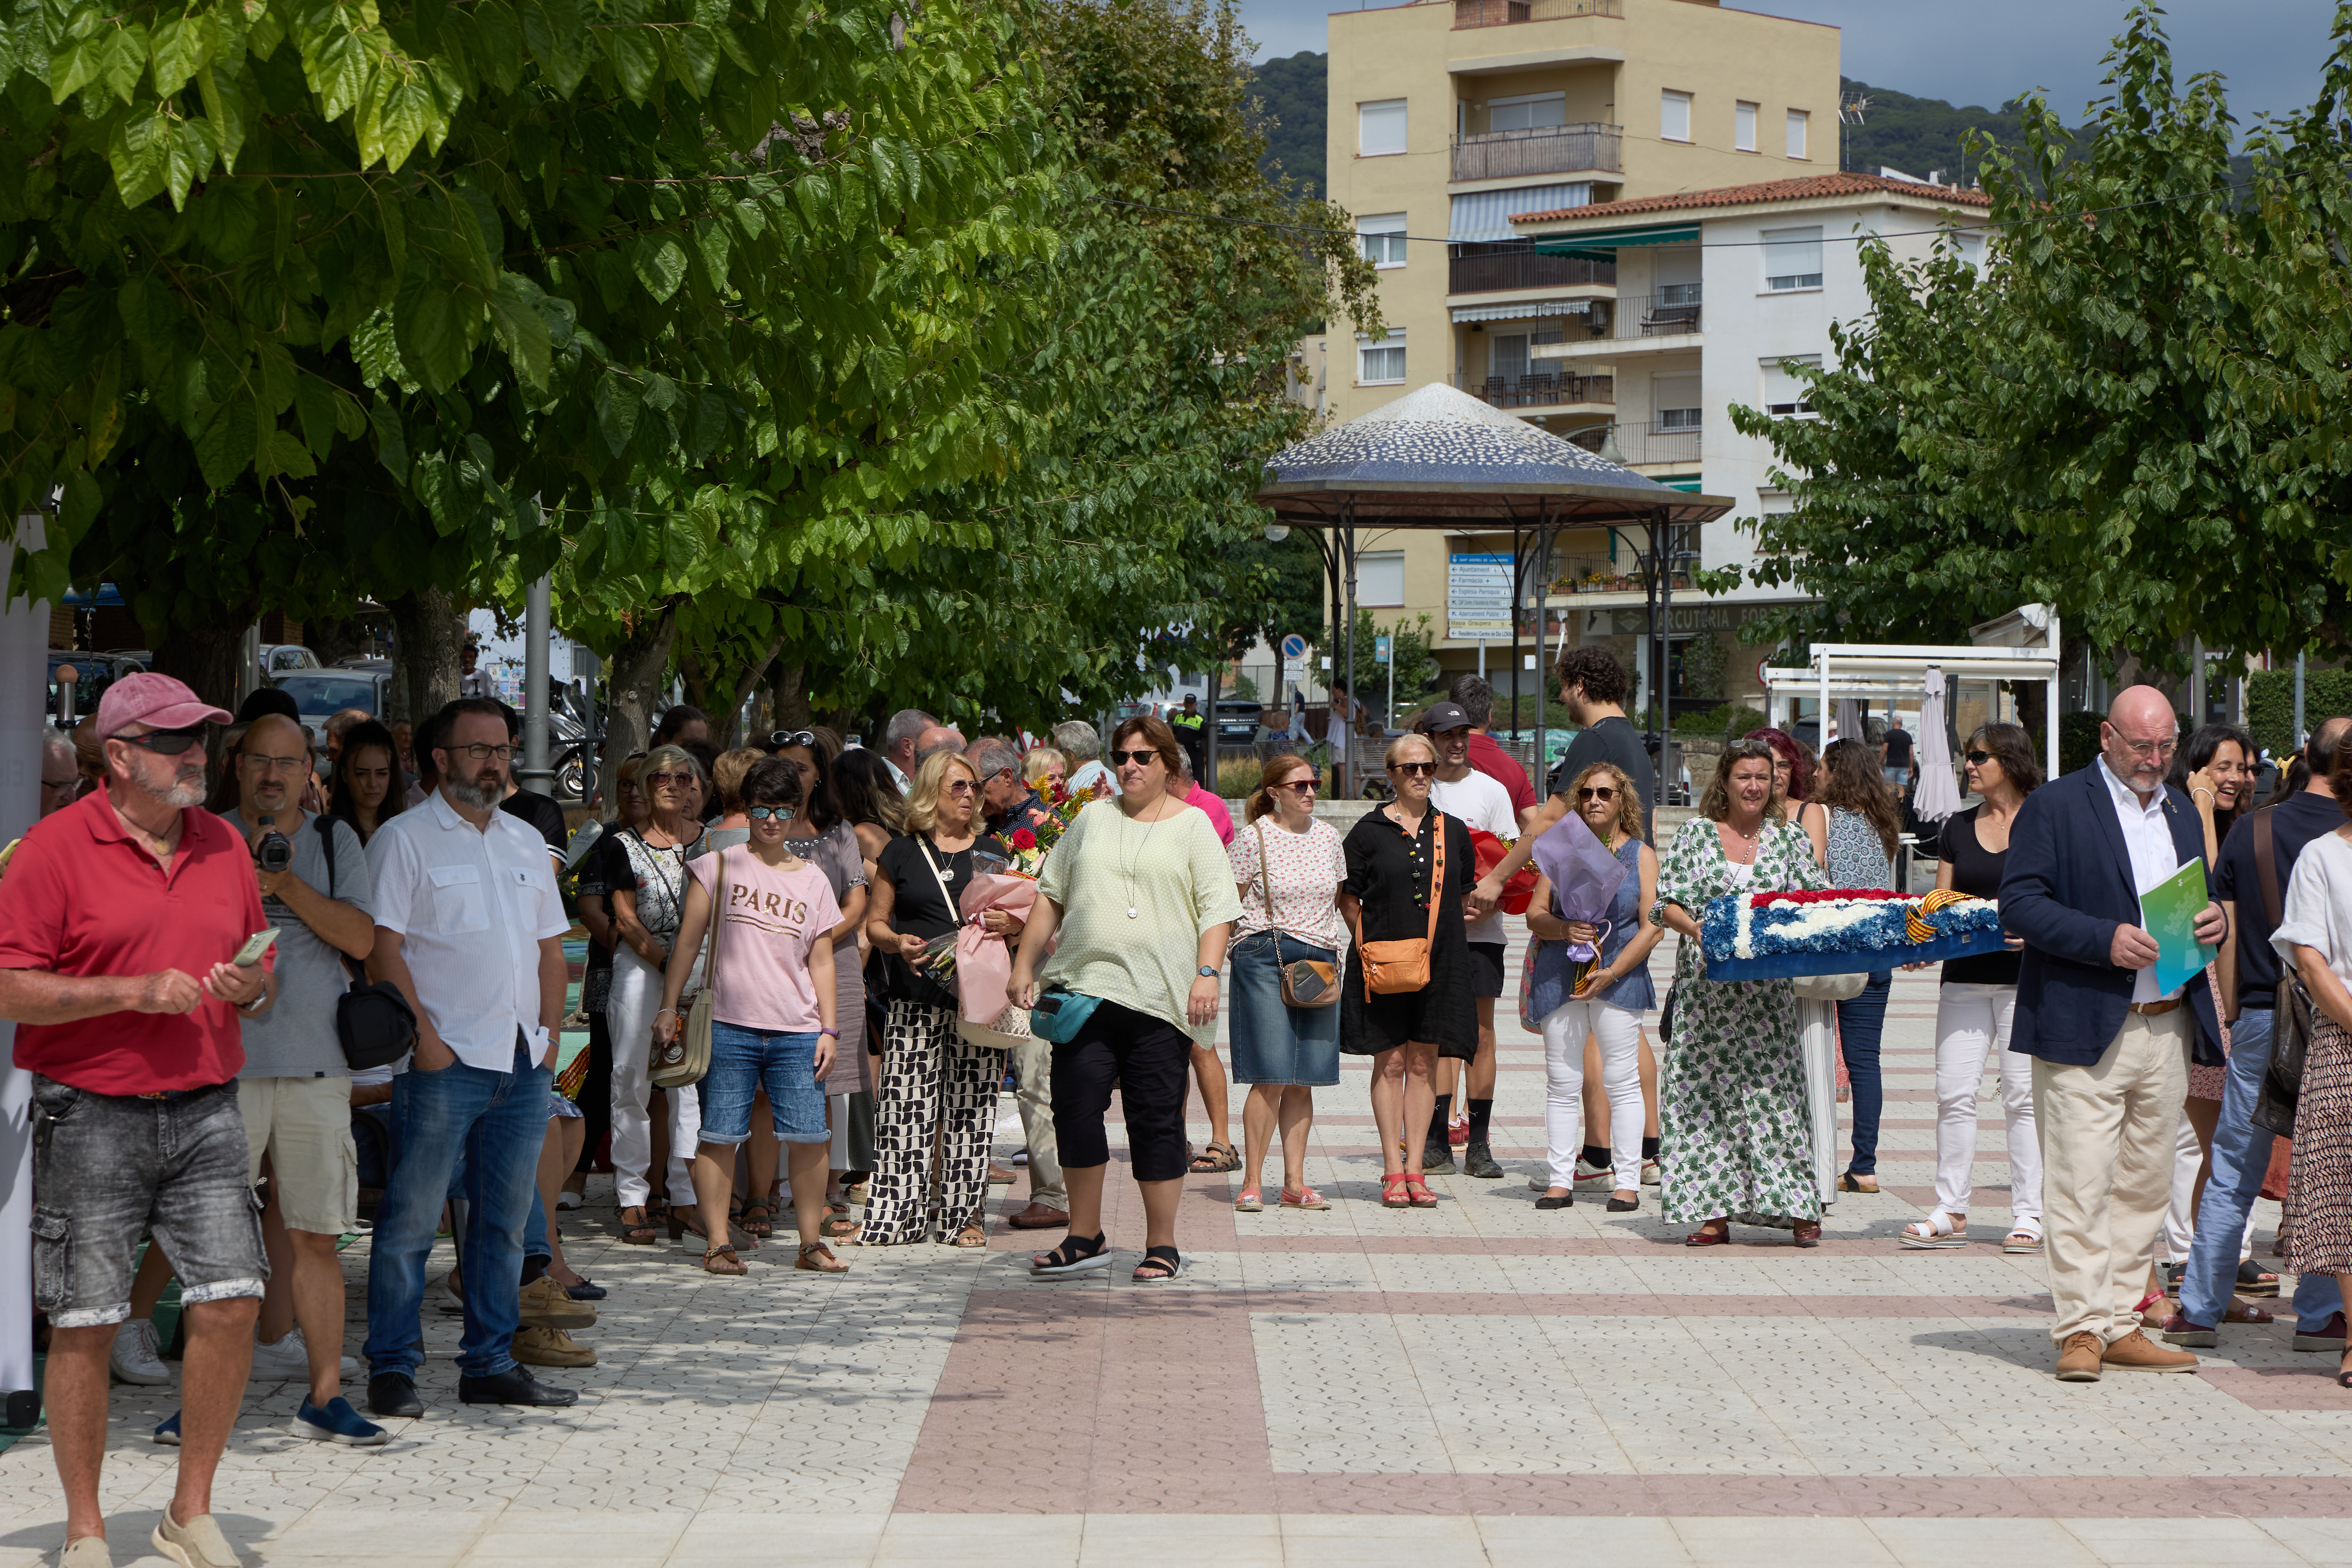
1839, 90, 1871, 174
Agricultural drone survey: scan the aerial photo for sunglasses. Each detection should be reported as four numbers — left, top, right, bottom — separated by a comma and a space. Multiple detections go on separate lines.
944, 780, 977, 796
118, 726, 205, 755
770, 730, 817, 750
746, 806, 795, 822
1108, 749, 1162, 766
645, 770, 695, 788
1578, 786, 1618, 801
1965, 750, 1992, 765
1389, 761, 1435, 776
1280, 778, 1320, 795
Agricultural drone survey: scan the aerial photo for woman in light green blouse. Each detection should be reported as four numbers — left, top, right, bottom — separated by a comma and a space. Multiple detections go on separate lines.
1010, 715, 1242, 1281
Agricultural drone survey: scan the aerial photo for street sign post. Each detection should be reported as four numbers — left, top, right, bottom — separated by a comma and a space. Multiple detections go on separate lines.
1376, 635, 1394, 730
1447, 552, 1514, 642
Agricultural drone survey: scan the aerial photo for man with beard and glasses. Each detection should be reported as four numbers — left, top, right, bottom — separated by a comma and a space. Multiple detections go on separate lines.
360, 698, 575, 1417
0, 674, 274, 1568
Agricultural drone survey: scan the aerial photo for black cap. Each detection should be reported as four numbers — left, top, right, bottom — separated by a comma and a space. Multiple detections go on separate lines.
1414, 700, 1472, 734
236, 687, 302, 725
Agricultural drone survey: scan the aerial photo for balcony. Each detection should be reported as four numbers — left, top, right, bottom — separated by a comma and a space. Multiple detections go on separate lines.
1465, 372, 1613, 410
1531, 290, 1704, 361
1454, 0, 1623, 27
1543, 554, 1688, 597
1568, 420, 1702, 468
1451, 123, 1622, 182
1448, 245, 1614, 295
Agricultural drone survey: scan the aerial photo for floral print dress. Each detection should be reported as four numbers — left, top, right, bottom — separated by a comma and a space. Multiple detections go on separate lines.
1650, 815, 1832, 1228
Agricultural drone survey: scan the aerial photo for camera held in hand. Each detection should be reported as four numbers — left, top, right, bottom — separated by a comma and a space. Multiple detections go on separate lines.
252, 820, 292, 875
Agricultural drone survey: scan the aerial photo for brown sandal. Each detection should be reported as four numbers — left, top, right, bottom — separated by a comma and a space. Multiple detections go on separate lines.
821, 1215, 863, 1241
618, 1205, 658, 1245
702, 1244, 747, 1275
950, 1224, 987, 1248
739, 1203, 773, 1240
796, 1242, 848, 1274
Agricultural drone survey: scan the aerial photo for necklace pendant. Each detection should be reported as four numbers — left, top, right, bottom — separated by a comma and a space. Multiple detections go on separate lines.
1126, 906, 1139, 920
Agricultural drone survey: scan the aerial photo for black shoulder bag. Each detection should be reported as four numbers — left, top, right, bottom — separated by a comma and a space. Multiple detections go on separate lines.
315, 817, 419, 1070
2249, 806, 2313, 1138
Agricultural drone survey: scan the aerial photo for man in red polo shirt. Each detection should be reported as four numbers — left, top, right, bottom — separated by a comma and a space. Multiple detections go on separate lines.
0, 674, 273, 1568
1450, 675, 1536, 829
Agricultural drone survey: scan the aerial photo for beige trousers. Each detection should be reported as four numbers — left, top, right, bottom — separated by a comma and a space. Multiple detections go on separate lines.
1007, 1033, 1067, 1209
2032, 1007, 2190, 1344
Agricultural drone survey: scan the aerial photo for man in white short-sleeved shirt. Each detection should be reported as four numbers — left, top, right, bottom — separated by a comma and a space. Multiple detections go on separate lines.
360, 700, 575, 1420
1419, 701, 1518, 1180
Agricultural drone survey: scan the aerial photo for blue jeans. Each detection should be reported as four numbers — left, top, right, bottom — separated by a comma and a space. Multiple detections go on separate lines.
364, 1039, 553, 1379
1836, 972, 1892, 1177
697, 1023, 827, 1144
2181, 1007, 2346, 1331
1228, 931, 1342, 1086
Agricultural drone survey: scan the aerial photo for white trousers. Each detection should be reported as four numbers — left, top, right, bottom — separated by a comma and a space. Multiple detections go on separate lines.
1932, 983, 2041, 1224
608, 944, 702, 1208
1540, 998, 1646, 1191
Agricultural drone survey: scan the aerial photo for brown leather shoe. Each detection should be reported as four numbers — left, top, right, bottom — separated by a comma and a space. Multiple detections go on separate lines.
1006, 1202, 1070, 1230
2055, 1331, 2104, 1382
2101, 1328, 2199, 1372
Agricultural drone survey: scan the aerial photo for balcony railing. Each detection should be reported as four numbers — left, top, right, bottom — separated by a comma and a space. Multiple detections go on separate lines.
1564, 290, 1702, 340
1568, 421, 1702, 467
1448, 245, 1614, 294
1451, 122, 1623, 182
1544, 555, 1680, 596
1464, 372, 1613, 409
1453, 0, 1623, 28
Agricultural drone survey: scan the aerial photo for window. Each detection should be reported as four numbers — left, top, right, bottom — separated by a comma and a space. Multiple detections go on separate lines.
1656, 282, 1702, 308
1357, 213, 1407, 269
1763, 225, 1823, 291
1359, 99, 1407, 158
1660, 90, 1691, 143
1489, 329, 1565, 386
1359, 552, 1406, 607
1489, 92, 1567, 133
1653, 372, 1701, 431
1761, 355, 1821, 416
1734, 101, 1758, 153
1954, 230, 1986, 272
1786, 108, 1809, 160
1358, 331, 1407, 385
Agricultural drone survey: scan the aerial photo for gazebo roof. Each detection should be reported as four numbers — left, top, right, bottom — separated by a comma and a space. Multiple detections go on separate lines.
1254, 383, 1731, 528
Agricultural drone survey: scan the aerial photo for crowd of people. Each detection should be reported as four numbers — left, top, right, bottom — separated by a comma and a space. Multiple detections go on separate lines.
8, 642, 2352, 1564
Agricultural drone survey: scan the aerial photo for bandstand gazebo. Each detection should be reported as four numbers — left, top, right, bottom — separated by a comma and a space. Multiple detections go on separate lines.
1254, 383, 1733, 798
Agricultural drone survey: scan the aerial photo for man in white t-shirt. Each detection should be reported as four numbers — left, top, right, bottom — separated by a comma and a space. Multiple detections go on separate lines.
1418, 701, 1516, 1181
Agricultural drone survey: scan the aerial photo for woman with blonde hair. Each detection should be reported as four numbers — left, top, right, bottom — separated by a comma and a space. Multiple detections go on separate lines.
861, 749, 1014, 1246
606, 743, 712, 1244
1226, 753, 1348, 1211
1526, 761, 1661, 1212
1338, 734, 1477, 1209
704, 746, 766, 852
1023, 747, 1068, 799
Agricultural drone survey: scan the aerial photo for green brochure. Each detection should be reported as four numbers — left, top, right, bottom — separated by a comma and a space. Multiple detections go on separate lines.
2140, 857, 2216, 998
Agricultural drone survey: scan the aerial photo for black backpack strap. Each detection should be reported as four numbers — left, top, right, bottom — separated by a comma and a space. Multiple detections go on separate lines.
2254, 806, 2283, 930
314, 814, 337, 898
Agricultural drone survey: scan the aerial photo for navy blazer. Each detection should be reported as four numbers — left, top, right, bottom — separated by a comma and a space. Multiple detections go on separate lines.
1998, 762, 2221, 1067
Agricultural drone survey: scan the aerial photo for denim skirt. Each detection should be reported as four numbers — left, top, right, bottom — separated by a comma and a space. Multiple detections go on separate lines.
1228, 931, 1342, 1086
698, 1021, 828, 1145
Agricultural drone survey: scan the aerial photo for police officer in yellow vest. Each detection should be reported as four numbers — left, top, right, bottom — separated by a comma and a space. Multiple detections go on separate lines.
1170, 694, 1208, 783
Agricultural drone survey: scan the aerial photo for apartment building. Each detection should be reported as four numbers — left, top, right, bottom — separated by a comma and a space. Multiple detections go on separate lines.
1312, 0, 1851, 712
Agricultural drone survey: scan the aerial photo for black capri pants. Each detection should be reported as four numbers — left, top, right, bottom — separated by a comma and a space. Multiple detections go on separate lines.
1049, 998, 1192, 1183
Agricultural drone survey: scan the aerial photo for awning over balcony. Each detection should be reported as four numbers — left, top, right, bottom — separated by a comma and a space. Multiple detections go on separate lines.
1450, 183, 1591, 243
1527, 221, 1700, 261
1449, 298, 1601, 324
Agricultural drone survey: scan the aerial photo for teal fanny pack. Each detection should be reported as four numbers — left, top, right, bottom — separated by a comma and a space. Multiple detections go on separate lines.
1030, 986, 1104, 1044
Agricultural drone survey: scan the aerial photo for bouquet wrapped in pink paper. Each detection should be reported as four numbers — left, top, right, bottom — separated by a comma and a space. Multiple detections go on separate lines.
954, 872, 1039, 1025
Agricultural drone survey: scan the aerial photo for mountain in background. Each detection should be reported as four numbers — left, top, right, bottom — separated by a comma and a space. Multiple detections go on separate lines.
1247, 50, 1327, 200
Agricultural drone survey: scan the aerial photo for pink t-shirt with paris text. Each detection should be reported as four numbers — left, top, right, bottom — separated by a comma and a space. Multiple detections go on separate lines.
687, 852, 843, 1033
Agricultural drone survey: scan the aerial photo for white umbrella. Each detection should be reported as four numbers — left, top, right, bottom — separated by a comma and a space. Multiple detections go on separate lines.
1833, 698, 1863, 749
1914, 666, 1963, 823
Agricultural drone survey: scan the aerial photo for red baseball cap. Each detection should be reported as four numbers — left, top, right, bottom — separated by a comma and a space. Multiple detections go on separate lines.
95, 673, 234, 739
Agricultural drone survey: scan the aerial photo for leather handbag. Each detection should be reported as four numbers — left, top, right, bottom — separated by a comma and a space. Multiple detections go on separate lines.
1361, 812, 1445, 997
1254, 821, 1339, 1009
2248, 808, 2311, 1138
652, 849, 720, 1090
313, 818, 418, 1070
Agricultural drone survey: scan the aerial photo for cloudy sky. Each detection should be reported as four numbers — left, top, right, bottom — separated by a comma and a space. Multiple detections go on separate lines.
1240, 0, 2337, 128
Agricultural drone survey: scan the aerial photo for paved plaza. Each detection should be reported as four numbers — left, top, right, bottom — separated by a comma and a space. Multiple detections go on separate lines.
5, 959, 2352, 1566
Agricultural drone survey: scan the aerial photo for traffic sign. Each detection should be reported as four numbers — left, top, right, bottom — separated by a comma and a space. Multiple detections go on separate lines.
1374, 635, 1393, 665
1280, 633, 1308, 660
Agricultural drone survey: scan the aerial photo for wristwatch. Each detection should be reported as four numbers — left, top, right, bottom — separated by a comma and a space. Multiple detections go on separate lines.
1197, 966, 1219, 978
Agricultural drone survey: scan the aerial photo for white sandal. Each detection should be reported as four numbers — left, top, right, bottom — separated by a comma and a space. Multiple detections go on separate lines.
1900, 1211, 1968, 1249
2002, 1219, 2045, 1255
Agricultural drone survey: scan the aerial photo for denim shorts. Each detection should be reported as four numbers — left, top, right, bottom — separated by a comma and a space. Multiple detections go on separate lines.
1228, 931, 1342, 1086
696, 1022, 828, 1145
31, 1076, 267, 1328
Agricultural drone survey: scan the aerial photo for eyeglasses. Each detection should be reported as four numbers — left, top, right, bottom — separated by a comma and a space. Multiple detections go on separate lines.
241, 753, 309, 773
1108, 749, 1162, 766
1280, 778, 1320, 796
1578, 786, 1617, 801
769, 730, 817, 750
944, 780, 977, 796
1389, 761, 1435, 776
117, 726, 205, 755
747, 806, 795, 822
2119, 738, 2178, 759
1965, 750, 1992, 765
645, 769, 694, 788
451, 743, 515, 762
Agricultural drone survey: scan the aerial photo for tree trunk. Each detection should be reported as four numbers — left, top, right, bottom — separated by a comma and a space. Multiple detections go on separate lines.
2013, 676, 2047, 744
302, 607, 377, 668
1206, 664, 1222, 793
151, 613, 252, 774
771, 664, 810, 728
387, 588, 465, 726
597, 605, 677, 806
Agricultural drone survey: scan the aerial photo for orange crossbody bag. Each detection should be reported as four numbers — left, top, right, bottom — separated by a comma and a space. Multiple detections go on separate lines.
1361, 813, 1444, 997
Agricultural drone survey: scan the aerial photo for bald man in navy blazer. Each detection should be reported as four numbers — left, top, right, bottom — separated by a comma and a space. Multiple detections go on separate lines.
1999, 685, 2228, 1383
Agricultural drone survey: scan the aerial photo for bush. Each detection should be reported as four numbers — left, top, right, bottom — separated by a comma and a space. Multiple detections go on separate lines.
2247, 668, 2352, 758
1217, 757, 1269, 799
1677, 701, 1766, 738
2059, 711, 2104, 776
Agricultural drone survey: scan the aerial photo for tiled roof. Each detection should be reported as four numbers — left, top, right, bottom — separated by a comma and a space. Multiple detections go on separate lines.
1513, 171, 1994, 225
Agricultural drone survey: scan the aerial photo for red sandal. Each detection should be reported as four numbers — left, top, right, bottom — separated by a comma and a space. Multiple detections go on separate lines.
1381, 1173, 1411, 1209
1404, 1174, 1437, 1208
1685, 1221, 1731, 1247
